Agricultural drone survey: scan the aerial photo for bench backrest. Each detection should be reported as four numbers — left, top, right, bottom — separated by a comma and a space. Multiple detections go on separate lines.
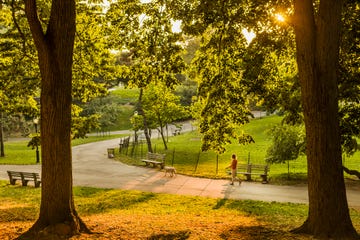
22, 172, 40, 180
146, 152, 165, 162
237, 164, 252, 172
120, 136, 130, 147
7, 171, 22, 178
7, 171, 40, 180
237, 164, 269, 174
251, 164, 269, 174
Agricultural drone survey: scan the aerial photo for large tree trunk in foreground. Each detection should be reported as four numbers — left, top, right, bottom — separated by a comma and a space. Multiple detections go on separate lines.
20, 0, 88, 238
293, 0, 358, 238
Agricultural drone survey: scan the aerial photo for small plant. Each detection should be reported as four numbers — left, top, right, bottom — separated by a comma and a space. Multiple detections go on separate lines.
266, 124, 306, 179
27, 135, 41, 150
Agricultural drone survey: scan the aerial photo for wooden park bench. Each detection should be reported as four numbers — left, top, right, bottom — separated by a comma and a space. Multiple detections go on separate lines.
237, 163, 270, 183
172, 128, 181, 136
141, 152, 166, 169
7, 170, 41, 188
119, 136, 130, 153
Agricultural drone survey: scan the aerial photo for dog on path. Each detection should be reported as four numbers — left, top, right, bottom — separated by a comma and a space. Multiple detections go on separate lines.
164, 166, 176, 177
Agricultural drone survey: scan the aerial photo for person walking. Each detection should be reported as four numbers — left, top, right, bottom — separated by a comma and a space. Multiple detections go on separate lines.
227, 154, 239, 185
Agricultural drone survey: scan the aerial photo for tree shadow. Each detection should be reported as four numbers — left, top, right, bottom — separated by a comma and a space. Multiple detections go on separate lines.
220, 225, 311, 240
148, 230, 191, 240
76, 191, 157, 214
0, 206, 38, 221
213, 198, 228, 209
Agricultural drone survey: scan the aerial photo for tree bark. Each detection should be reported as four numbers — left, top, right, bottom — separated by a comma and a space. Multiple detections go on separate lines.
20, 0, 89, 238
158, 126, 168, 150
292, 0, 358, 238
0, 112, 4, 157
138, 88, 153, 153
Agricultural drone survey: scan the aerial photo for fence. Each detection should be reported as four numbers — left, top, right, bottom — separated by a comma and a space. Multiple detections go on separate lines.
116, 135, 266, 177
115, 133, 359, 180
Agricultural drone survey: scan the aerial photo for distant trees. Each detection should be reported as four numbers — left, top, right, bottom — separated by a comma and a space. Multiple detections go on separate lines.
80, 95, 124, 134
141, 83, 189, 149
107, 0, 186, 152
266, 124, 305, 178
1, 2, 114, 139
0, 3, 39, 157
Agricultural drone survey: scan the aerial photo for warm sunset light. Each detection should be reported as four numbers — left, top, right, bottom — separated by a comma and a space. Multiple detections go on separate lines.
171, 20, 182, 33
275, 13, 285, 22
241, 29, 256, 45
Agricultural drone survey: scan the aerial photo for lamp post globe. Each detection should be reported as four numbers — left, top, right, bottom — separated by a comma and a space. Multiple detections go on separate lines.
33, 118, 40, 163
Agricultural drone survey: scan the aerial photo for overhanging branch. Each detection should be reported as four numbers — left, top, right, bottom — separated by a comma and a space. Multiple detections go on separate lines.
343, 166, 360, 179
23, 0, 46, 51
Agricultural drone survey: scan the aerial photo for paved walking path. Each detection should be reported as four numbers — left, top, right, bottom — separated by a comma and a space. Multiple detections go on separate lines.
0, 137, 359, 207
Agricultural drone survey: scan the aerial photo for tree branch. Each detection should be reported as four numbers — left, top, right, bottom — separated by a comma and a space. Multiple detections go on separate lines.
10, 0, 26, 53
343, 166, 360, 179
23, 0, 46, 52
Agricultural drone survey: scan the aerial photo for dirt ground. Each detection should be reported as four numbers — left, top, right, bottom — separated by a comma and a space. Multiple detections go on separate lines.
0, 213, 314, 240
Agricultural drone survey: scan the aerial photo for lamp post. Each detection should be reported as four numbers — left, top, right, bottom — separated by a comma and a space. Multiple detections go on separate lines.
33, 118, 40, 163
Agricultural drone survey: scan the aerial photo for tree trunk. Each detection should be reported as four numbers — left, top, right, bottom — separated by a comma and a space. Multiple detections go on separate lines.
158, 126, 168, 150
292, 0, 358, 238
0, 112, 4, 157
138, 88, 153, 153
20, 0, 89, 238
157, 115, 167, 150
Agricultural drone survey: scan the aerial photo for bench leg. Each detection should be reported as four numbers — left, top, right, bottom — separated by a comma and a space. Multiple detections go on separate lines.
35, 181, 41, 188
245, 174, 251, 181
9, 179, 17, 185
261, 175, 268, 184
22, 180, 29, 186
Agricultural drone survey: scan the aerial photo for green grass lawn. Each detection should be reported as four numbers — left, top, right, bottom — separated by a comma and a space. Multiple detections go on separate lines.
2, 114, 359, 185
110, 87, 139, 105
0, 134, 124, 165
0, 180, 358, 239
119, 115, 359, 184
120, 115, 286, 178
1, 114, 359, 238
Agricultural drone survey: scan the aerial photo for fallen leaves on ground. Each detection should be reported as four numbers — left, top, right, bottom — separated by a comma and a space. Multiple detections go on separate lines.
0, 213, 313, 240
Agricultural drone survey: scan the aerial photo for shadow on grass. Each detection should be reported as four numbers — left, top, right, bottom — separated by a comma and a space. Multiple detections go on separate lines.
224, 200, 308, 217
77, 190, 157, 214
220, 225, 311, 240
0, 206, 38, 222
148, 230, 190, 240
213, 198, 228, 209
269, 173, 308, 185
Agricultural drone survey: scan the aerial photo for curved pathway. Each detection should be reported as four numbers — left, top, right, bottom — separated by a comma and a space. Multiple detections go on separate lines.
0, 138, 359, 207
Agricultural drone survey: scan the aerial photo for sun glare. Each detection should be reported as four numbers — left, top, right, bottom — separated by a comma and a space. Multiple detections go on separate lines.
171, 20, 182, 33
241, 29, 256, 45
275, 13, 285, 22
